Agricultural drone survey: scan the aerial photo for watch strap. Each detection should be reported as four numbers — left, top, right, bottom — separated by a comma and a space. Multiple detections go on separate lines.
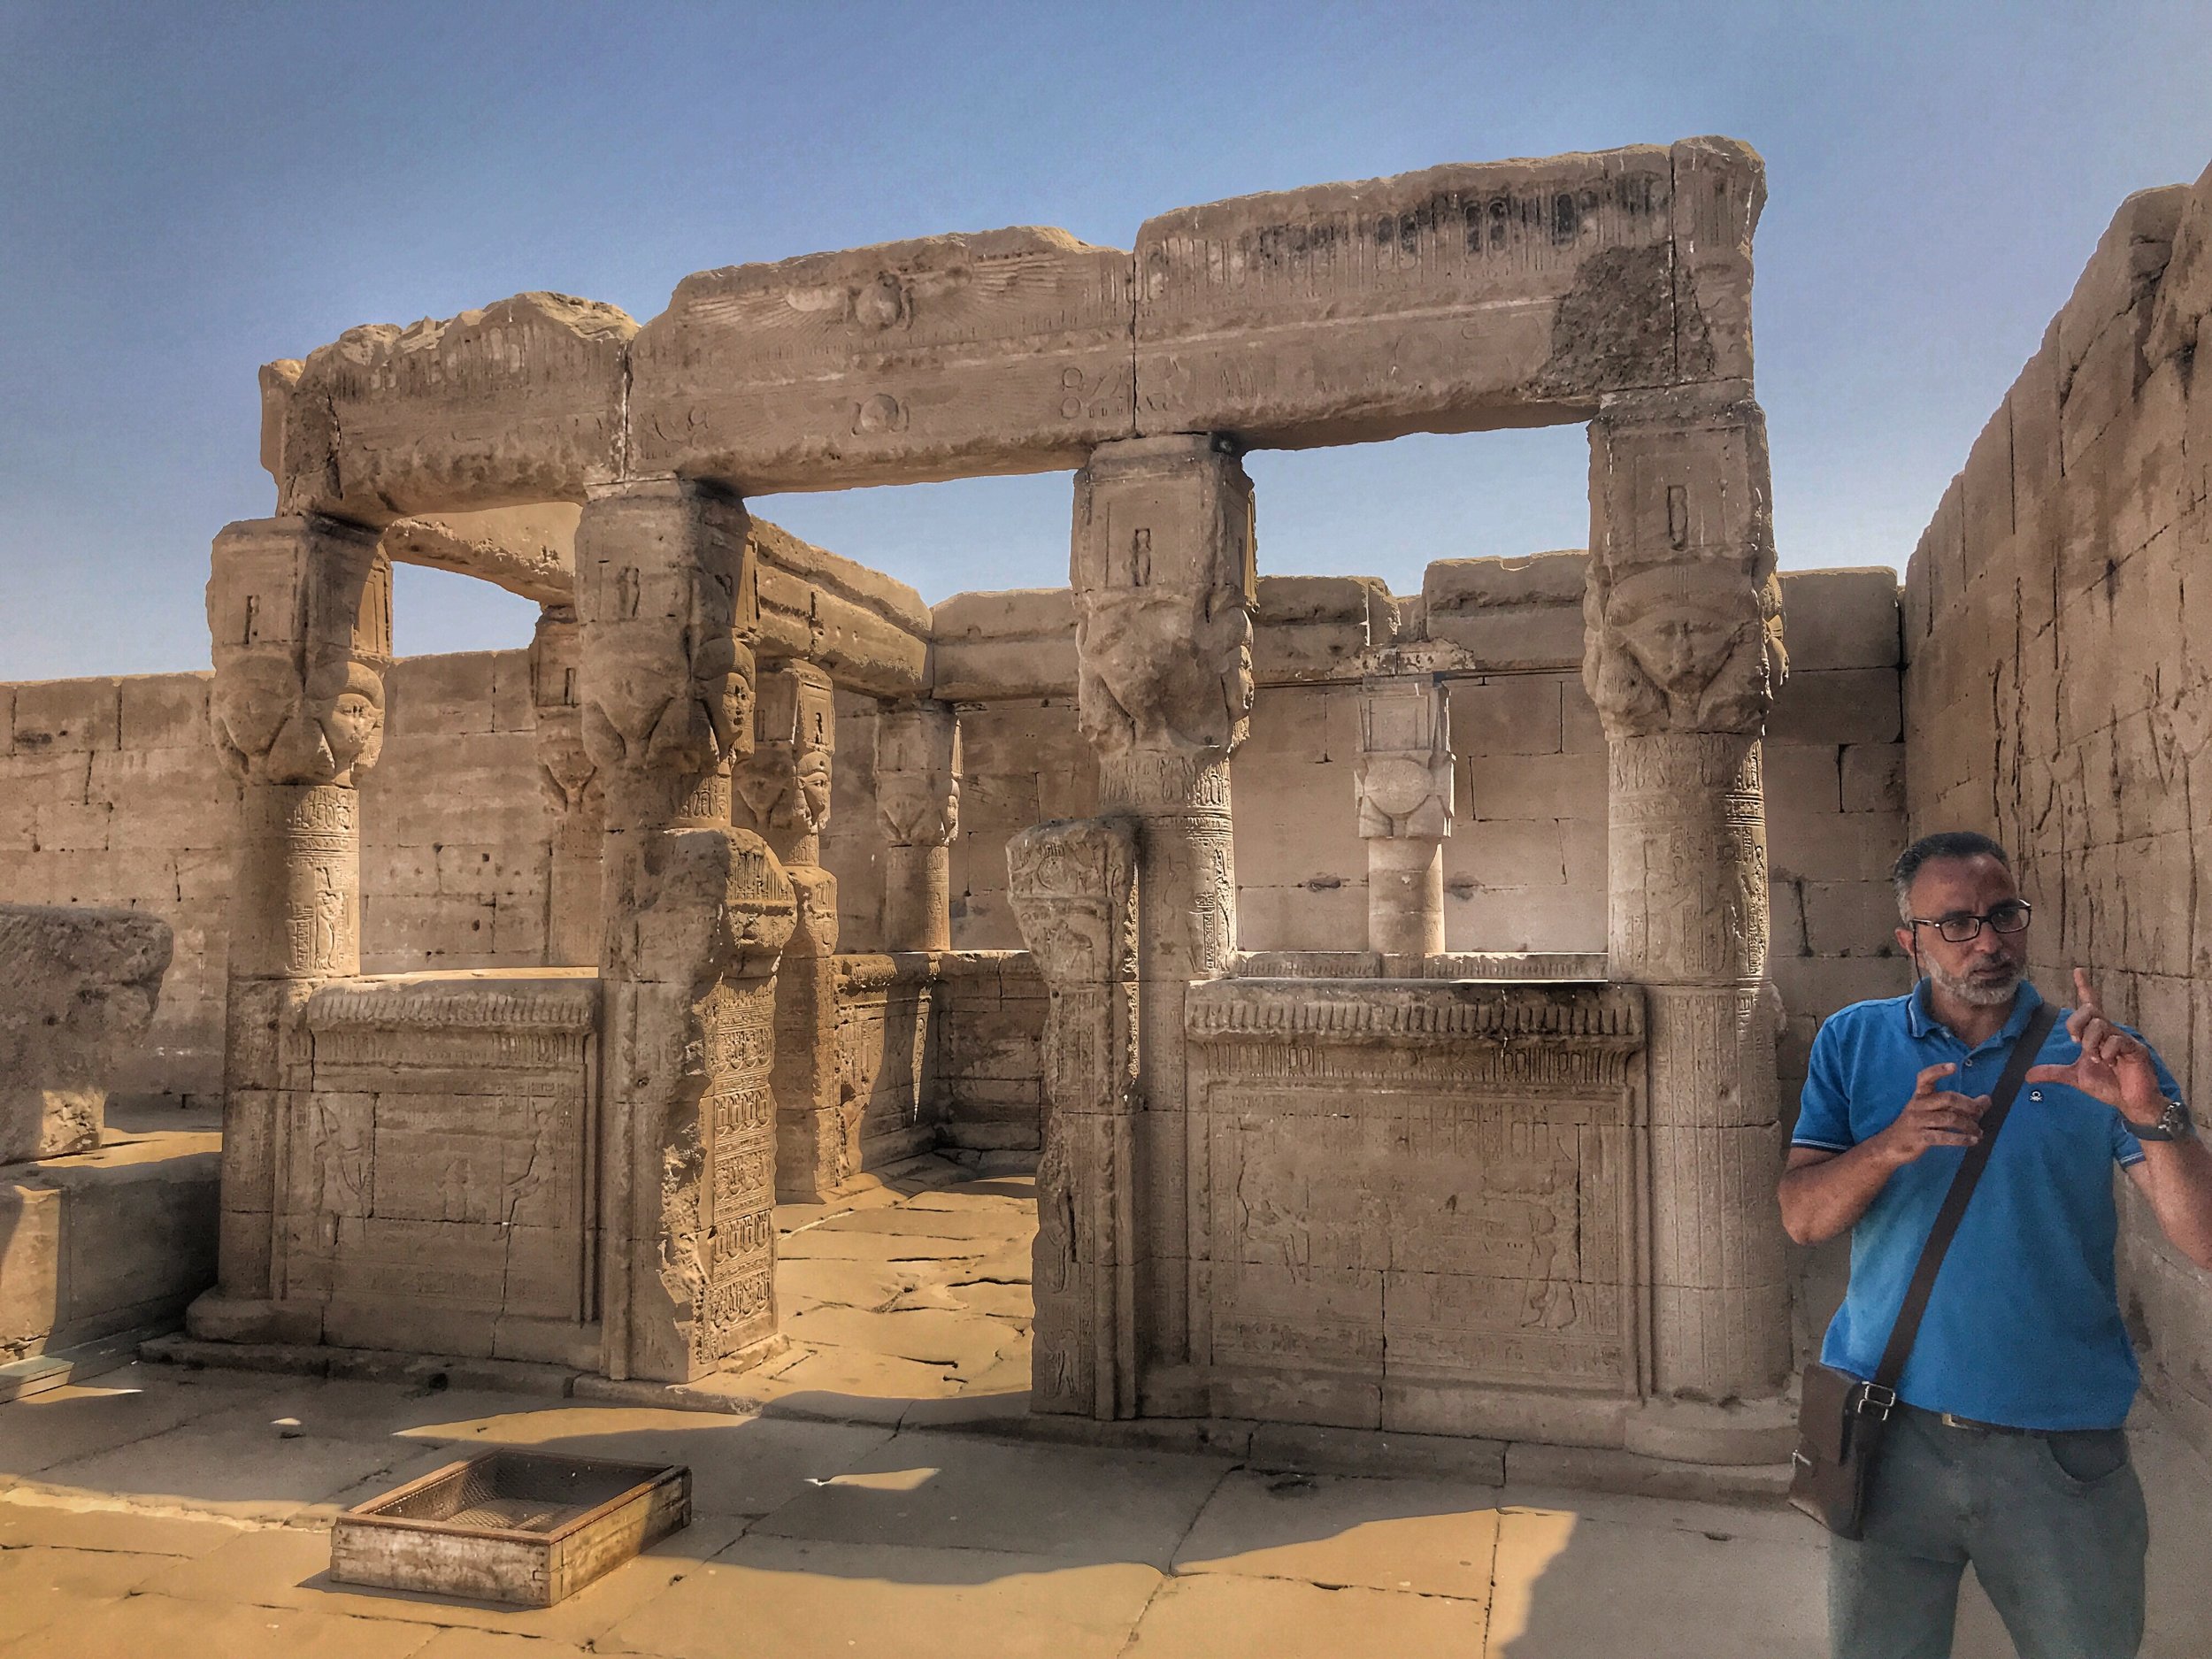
2131, 1100, 2193, 1142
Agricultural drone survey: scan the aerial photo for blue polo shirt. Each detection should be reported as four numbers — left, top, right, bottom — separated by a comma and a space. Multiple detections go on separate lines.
1793, 980, 2163, 1430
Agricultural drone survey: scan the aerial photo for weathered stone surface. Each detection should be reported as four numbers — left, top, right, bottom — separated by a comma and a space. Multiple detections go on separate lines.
1135, 140, 1758, 446
1356, 669, 1453, 956
930, 589, 1079, 701
752, 520, 929, 697
1423, 552, 1588, 670
380, 503, 581, 604
629, 227, 1135, 492
207, 517, 392, 788
273, 292, 636, 525
0, 905, 171, 1161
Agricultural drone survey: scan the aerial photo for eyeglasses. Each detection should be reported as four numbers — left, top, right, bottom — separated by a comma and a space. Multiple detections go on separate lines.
1907, 900, 2032, 944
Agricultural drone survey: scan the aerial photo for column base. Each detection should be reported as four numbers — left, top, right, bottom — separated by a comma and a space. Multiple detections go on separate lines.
184, 1289, 326, 1347
1623, 1393, 1798, 1464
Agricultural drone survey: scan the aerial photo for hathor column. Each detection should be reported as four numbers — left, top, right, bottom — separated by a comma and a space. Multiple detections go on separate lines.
1584, 386, 1795, 1459
528, 603, 603, 967
578, 478, 795, 1383
1068, 434, 1255, 1389
192, 514, 390, 1340
733, 658, 847, 1202
1355, 664, 1455, 957
874, 701, 960, 954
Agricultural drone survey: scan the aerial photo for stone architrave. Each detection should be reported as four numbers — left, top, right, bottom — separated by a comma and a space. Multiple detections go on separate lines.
734, 660, 849, 1202
191, 514, 390, 1342
1584, 386, 1794, 1448
579, 478, 794, 1383
0, 904, 173, 1163
269, 294, 636, 526
530, 603, 602, 968
874, 702, 961, 953
628, 228, 1135, 492
1356, 669, 1455, 957
1134, 139, 1763, 446
1068, 434, 1255, 1391
1006, 817, 1140, 1419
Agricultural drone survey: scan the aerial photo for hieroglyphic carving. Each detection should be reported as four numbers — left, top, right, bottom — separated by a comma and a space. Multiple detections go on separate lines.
1583, 391, 1786, 740
1007, 817, 1141, 1417
1607, 733, 1769, 983
207, 517, 394, 787
576, 479, 758, 830
1185, 977, 1651, 1406
529, 604, 598, 816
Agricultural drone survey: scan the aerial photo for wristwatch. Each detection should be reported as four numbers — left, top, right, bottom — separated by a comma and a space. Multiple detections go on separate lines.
2132, 1100, 2197, 1142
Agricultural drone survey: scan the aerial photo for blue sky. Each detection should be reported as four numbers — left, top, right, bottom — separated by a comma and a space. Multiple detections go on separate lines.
4, 1, 2209, 677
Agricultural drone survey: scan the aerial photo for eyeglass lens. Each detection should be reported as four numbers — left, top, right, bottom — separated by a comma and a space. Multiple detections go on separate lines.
1934, 902, 2032, 942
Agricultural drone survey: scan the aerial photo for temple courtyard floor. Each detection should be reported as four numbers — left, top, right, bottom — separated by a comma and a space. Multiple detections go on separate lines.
0, 1163, 2204, 1657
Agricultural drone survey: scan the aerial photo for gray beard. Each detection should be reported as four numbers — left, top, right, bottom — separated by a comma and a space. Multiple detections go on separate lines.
1927, 957, 2022, 1008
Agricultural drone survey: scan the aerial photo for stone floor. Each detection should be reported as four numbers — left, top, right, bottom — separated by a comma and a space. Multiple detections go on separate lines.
0, 1166, 2204, 1657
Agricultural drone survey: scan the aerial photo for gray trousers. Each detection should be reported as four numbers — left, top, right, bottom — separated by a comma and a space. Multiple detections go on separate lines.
1829, 1405, 2147, 1659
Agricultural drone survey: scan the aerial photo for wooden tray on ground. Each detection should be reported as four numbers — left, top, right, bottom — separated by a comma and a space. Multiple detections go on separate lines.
330, 1448, 690, 1607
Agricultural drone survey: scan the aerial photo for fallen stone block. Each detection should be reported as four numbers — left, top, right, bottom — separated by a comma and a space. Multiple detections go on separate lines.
0, 903, 172, 1162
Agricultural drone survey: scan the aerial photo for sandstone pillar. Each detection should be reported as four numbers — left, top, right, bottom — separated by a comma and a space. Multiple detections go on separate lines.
733, 659, 847, 1202
1355, 668, 1454, 957
874, 702, 960, 954
1007, 817, 1140, 1417
529, 603, 602, 967
579, 478, 794, 1383
1068, 434, 1255, 1392
1584, 388, 1794, 1455
192, 514, 390, 1341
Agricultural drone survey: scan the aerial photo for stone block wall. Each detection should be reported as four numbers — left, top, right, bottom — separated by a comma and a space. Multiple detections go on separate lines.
1901, 169, 2212, 1451
0, 653, 559, 1106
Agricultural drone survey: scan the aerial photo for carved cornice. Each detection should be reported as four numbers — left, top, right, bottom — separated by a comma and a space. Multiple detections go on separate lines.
1187, 979, 1645, 1044
305, 972, 600, 1033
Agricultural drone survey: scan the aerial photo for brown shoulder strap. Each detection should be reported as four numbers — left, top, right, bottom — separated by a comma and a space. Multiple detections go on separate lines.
1870, 1001, 2060, 1395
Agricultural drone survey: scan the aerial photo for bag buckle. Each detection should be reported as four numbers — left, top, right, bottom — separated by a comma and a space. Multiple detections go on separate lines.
1855, 1384, 1896, 1420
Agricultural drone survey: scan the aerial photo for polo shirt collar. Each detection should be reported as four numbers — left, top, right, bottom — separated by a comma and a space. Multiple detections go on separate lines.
1905, 976, 2046, 1052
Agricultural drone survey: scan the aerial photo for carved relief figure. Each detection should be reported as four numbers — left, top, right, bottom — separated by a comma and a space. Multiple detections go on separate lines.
1585, 563, 1785, 736
1076, 582, 1255, 761
1356, 675, 1455, 840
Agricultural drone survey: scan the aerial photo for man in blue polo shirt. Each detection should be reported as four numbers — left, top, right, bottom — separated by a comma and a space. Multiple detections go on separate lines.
1779, 831, 2212, 1659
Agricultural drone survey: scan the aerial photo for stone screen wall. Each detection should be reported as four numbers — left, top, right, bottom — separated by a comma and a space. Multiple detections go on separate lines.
1901, 168, 2212, 1450
2, 557, 1908, 1231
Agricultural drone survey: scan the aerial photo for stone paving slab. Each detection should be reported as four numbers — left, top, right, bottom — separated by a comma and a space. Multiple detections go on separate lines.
1172, 1468, 1502, 1599
1123, 1571, 1489, 1656
596, 1535, 1162, 1659
749, 1427, 1232, 1569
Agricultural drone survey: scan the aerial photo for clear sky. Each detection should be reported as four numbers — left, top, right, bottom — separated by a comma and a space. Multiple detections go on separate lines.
4, 1, 2210, 678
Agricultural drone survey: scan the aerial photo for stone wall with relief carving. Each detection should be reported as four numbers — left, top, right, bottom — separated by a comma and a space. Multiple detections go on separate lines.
1901, 168, 2212, 1454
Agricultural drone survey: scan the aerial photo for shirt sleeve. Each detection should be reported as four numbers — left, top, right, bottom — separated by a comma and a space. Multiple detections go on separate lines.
1792, 1016, 1856, 1152
2110, 1026, 2181, 1169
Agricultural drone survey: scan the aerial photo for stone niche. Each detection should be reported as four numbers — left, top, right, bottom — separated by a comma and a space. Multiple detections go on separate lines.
1183, 975, 1648, 1441
284, 971, 601, 1368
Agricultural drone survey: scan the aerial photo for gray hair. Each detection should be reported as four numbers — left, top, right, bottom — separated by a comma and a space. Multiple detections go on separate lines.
1891, 831, 2011, 922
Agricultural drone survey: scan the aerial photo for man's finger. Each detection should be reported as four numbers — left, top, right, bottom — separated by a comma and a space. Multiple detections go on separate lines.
1913, 1063, 1959, 1094
2024, 1063, 2074, 1085
2074, 965, 2101, 1017
2079, 1017, 2112, 1056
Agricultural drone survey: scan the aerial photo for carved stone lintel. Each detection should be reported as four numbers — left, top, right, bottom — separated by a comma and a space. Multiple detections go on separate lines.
734, 658, 836, 866
1007, 817, 1141, 1419
207, 516, 392, 787
1583, 391, 1786, 741
576, 479, 758, 833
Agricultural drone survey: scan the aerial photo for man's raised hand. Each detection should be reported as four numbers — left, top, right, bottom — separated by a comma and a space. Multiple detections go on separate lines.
2024, 968, 2166, 1126
1873, 1062, 1991, 1165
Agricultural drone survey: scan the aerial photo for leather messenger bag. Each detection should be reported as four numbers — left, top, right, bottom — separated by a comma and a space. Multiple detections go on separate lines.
1787, 1002, 2058, 1538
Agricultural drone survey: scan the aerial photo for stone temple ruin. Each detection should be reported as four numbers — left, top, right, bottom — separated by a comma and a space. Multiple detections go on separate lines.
6, 135, 2209, 1479
166, 134, 1793, 1462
